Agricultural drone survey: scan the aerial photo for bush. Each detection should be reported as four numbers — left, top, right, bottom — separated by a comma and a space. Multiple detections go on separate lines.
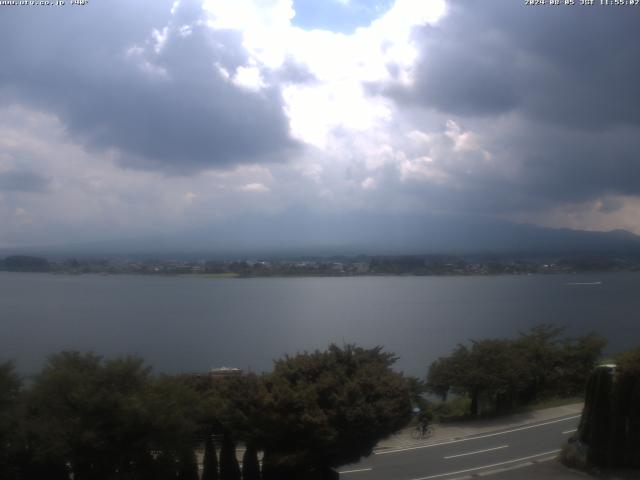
560, 441, 588, 470
431, 396, 472, 421
256, 344, 412, 474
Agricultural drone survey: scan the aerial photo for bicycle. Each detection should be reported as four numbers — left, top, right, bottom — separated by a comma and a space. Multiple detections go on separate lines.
411, 423, 433, 440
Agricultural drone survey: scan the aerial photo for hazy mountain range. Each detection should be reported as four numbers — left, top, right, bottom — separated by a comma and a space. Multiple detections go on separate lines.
3, 213, 640, 260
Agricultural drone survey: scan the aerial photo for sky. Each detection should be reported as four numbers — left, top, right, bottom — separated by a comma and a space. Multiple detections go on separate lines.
1, 0, 639, 250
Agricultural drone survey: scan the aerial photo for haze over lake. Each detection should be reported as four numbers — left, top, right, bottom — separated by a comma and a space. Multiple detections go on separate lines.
2, 272, 638, 376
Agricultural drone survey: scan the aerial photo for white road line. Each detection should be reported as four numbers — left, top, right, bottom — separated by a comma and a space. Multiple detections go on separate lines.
376, 415, 580, 455
562, 428, 577, 434
410, 449, 561, 480
338, 468, 373, 474
443, 444, 508, 459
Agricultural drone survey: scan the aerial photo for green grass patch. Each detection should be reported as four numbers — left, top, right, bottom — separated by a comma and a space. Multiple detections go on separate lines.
430, 395, 583, 424
519, 396, 584, 413
431, 396, 472, 422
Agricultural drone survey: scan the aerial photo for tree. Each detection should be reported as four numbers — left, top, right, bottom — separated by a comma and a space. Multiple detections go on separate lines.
25, 351, 112, 480
516, 324, 566, 401
241, 444, 260, 480
144, 375, 204, 458
427, 340, 528, 415
23, 352, 203, 480
427, 326, 606, 416
152, 452, 179, 480
177, 449, 199, 480
208, 373, 269, 448
201, 433, 219, 480
256, 344, 412, 478
470, 339, 529, 414
558, 333, 607, 397
426, 345, 468, 402
0, 362, 21, 479
201, 373, 267, 480
406, 376, 428, 408
219, 433, 241, 480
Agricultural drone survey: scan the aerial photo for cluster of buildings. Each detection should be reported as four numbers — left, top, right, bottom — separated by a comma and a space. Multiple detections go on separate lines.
4, 254, 639, 276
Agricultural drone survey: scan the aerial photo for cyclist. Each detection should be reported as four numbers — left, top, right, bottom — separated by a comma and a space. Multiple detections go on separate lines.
417, 410, 432, 437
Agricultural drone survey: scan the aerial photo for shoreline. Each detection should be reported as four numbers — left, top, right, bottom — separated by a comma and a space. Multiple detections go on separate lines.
0, 269, 632, 279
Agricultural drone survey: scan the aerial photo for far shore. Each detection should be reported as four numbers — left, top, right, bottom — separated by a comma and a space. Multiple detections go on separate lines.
0, 269, 624, 280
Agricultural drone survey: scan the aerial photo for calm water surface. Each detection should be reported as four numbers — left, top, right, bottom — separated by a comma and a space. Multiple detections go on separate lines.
1, 272, 639, 376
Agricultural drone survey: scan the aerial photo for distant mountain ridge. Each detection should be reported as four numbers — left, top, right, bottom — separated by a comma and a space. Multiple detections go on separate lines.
2, 213, 640, 259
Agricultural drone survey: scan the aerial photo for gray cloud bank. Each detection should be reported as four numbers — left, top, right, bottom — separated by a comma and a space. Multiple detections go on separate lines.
2, 0, 640, 250
0, 0, 296, 173
403, 1, 640, 127
380, 1, 640, 210
0, 170, 49, 193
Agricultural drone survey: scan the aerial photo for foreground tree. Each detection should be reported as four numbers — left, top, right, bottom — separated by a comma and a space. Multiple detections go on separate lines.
22, 352, 203, 480
558, 333, 608, 397
0, 344, 425, 479
241, 445, 260, 480
515, 324, 566, 401
220, 432, 242, 480
257, 344, 412, 479
177, 449, 199, 480
427, 340, 528, 415
0, 362, 21, 478
427, 326, 605, 416
204, 373, 268, 479
25, 352, 128, 480
426, 346, 467, 402
144, 375, 204, 464
201, 433, 219, 480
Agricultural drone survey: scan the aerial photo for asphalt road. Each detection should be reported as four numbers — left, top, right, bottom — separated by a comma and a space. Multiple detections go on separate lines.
339, 415, 581, 480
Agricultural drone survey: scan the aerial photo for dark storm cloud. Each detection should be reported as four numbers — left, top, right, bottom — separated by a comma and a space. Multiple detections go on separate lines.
501, 124, 640, 202
398, 1, 640, 128
390, 25, 519, 116
0, 0, 297, 173
0, 170, 50, 193
376, 1, 640, 212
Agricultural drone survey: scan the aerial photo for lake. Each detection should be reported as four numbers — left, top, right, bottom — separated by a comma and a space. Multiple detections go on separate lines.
1, 272, 639, 376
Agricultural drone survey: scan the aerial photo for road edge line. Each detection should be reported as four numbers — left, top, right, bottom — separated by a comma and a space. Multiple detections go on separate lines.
409, 450, 561, 480
376, 415, 580, 455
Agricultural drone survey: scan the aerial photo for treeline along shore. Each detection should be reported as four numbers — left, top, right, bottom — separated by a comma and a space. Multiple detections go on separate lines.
2, 325, 638, 479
